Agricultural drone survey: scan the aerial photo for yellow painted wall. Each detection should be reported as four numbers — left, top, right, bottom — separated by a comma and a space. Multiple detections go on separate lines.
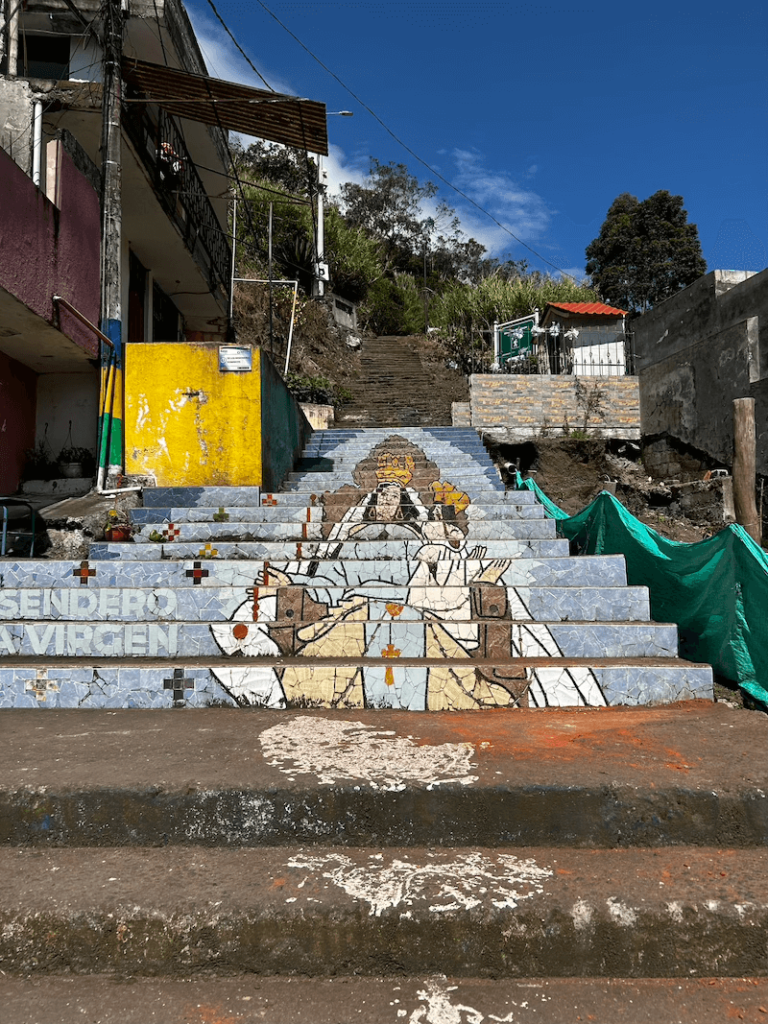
124, 343, 263, 486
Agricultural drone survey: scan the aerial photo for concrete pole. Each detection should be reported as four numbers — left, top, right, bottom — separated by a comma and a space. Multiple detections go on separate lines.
315, 154, 325, 298
228, 196, 237, 322
7, 0, 19, 77
98, 0, 125, 487
732, 397, 761, 543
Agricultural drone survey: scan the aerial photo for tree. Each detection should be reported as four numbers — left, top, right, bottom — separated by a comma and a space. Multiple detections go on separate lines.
338, 159, 440, 273
585, 190, 707, 312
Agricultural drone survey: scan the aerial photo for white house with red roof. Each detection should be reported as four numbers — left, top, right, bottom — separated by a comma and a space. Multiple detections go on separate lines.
539, 302, 628, 376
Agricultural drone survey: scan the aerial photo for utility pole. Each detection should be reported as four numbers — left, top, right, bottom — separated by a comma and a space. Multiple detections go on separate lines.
98, 0, 125, 488
313, 155, 328, 298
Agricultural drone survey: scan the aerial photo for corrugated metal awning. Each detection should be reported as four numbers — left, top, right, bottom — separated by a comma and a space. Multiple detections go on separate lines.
121, 58, 328, 155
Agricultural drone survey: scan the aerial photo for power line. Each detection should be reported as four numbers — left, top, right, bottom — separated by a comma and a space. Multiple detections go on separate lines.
203, 0, 275, 92
254, 0, 576, 281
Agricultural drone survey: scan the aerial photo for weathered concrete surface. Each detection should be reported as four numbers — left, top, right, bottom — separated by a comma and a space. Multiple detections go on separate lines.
1, 845, 767, 977
3, 975, 768, 1023
633, 268, 768, 475
0, 704, 765, 848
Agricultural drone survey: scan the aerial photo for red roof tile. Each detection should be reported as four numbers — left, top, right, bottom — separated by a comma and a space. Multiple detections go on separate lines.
546, 302, 628, 316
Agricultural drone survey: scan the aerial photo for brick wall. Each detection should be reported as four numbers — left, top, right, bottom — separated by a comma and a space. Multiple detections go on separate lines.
469, 375, 640, 439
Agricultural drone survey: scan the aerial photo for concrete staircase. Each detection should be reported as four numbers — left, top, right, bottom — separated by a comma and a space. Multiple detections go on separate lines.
2, 426, 766, 1022
336, 337, 457, 426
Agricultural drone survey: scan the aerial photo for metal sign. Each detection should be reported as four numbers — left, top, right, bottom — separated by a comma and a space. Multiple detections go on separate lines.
499, 317, 535, 363
219, 347, 253, 372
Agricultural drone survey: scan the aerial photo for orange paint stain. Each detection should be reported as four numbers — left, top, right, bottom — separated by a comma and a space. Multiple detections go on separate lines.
183, 1005, 243, 1024
410, 706, 710, 773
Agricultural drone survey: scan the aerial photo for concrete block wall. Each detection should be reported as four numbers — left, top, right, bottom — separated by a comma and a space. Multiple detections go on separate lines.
468, 375, 640, 440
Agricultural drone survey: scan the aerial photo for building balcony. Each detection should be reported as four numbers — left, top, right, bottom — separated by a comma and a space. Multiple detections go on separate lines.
123, 104, 231, 302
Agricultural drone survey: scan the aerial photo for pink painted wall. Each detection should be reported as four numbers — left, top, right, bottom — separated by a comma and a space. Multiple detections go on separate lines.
0, 350, 37, 494
0, 143, 100, 358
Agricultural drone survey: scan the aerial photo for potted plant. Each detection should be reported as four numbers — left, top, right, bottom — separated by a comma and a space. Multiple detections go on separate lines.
57, 422, 94, 478
57, 445, 93, 478
103, 509, 134, 542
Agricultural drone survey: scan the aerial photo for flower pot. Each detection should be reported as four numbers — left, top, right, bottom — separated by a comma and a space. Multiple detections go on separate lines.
105, 526, 132, 542
59, 461, 83, 478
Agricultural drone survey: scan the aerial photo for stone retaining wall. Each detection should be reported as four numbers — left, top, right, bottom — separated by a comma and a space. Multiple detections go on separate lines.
468, 375, 640, 440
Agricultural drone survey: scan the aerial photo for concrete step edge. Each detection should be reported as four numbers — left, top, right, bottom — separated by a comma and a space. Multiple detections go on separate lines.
2, 974, 767, 1024
0, 846, 766, 977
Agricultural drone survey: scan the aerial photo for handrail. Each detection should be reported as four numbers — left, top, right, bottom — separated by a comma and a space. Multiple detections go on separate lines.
53, 296, 114, 349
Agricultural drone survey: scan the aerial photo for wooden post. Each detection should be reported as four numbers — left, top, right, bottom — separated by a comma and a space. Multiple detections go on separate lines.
733, 398, 761, 543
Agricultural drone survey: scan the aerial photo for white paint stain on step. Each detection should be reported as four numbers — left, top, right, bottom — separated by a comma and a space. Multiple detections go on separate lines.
408, 979, 518, 1023
260, 717, 479, 790
286, 850, 552, 918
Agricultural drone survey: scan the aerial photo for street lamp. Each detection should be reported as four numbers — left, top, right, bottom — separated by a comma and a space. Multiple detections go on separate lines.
314, 111, 354, 297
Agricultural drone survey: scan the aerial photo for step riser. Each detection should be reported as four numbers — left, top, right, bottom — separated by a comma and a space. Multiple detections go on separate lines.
1, 848, 765, 978
258, 490, 536, 505
1, 786, 763, 848
130, 519, 551, 544
289, 464, 499, 476
0, 587, 652, 623
0, 556, 629, 588
87, 538, 566, 561
0, 621, 680, 659
142, 487, 263, 508
286, 477, 505, 490
129, 503, 545, 524
296, 452, 494, 463
0, 663, 712, 709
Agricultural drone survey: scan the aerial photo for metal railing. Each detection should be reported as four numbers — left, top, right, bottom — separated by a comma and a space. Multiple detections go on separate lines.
498, 329, 636, 377
124, 105, 231, 296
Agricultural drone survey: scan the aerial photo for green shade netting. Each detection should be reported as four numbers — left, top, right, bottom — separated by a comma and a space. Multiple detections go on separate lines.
515, 472, 768, 709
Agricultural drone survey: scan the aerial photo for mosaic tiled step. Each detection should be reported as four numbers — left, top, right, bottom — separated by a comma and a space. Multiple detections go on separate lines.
142, 486, 263, 508
265, 489, 537, 505
285, 474, 504, 491
129, 517, 554, 545
291, 457, 498, 473
0, 659, 714, 709
0, 586, 651, 623
296, 445, 493, 460
128, 501, 546, 525
300, 447, 493, 461
0, 620, 680, 660
2, 555, 630, 589
88, 536, 567, 561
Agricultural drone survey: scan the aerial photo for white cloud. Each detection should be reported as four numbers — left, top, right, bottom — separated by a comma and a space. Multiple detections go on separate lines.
186, 4, 297, 97
448, 149, 552, 254
324, 143, 367, 195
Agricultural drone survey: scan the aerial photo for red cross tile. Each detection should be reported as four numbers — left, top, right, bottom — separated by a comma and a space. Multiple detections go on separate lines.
185, 561, 210, 585
163, 523, 181, 541
73, 561, 96, 585
262, 494, 278, 507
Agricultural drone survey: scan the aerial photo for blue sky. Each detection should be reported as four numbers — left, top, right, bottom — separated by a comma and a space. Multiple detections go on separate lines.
186, 0, 768, 280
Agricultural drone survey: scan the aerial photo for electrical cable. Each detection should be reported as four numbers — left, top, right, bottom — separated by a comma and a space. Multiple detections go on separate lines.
203, 0, 274, 92
254, 0, 576, 280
